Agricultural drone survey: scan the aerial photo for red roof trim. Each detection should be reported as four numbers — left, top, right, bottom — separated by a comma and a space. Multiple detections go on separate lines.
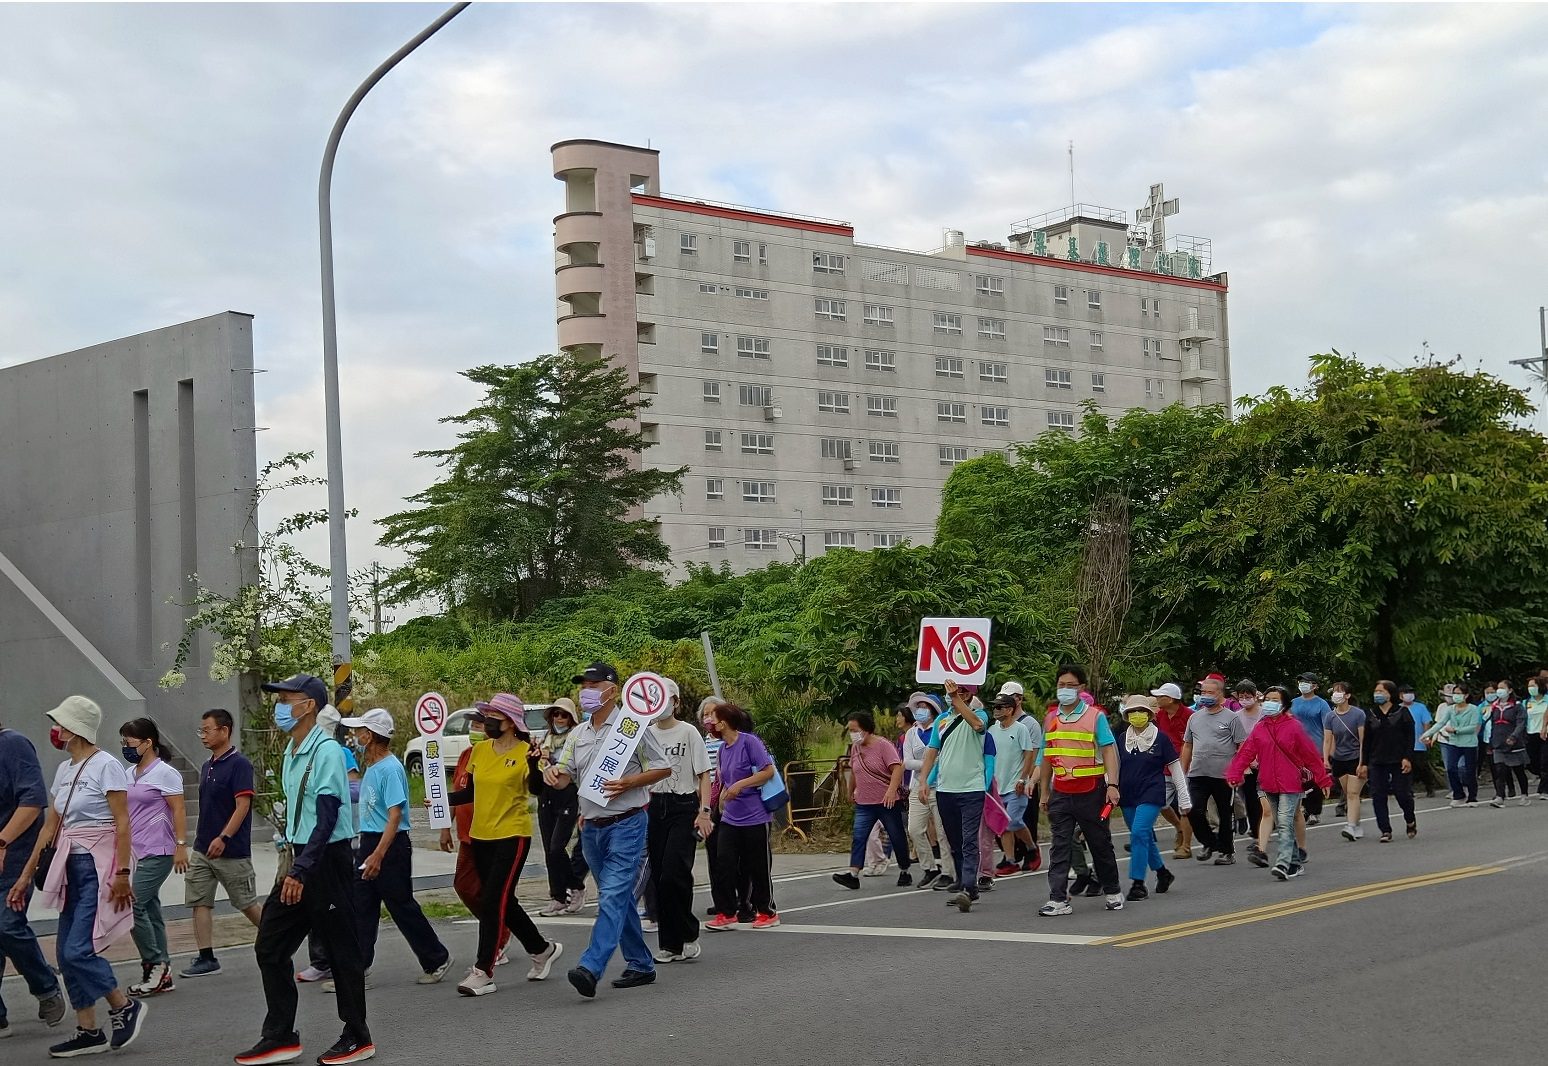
631, 194, 854, 236
967, 245, 1227, 291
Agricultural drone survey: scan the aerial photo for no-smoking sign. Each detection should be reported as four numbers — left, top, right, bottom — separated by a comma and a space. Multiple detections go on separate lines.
414, 691, 448, 737
915, 617, 993, 685
621, 672, 671, 719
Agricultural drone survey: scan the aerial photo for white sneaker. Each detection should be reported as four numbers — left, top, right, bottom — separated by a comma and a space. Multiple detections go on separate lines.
562, 888, 586, 914
417, 955, 454, 985
862, 860, 889, 877
537, 899, 566, 917
651, 947, 677, 964
457, 968, 496, 997
1104, 893, 1125, 911
642, 919, 658, 932
296, 965, 331, 983
526, 941, 562, 981
1039, 900, 1073, 917
1448, 799, 1466, 808
494, 948, 510, 967
1521, 796, 1533, 807
321, 971, 372, 993
675, 941, 702, 962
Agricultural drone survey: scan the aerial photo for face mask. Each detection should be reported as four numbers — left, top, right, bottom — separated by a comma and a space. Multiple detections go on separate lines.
1531, 686, 1541, 698
848, 731, 863, 746
482, 720, 506, 740
470, 730, 489, 745
1127, 712, 1151, 730
1450, 692, 1465, 704
1298, 682, 1313, 695
1372, 693, 1388, 705
1197, 695, 1218, 708
913, 708, 931, 724
49, 726, 67, 750
1056, 687, 1079, 706
1262, 701, 1284, 716
1499, 688, 1511, 699
273, 702, 297, 732
1401, 693, 1415, 703
1240, 696, 1257, 707
1331, 692, 1347, 704
1486, 690, 1500, 702
122, 744, 143, 764
552, 723, 570, 735
579, 689, 605, 713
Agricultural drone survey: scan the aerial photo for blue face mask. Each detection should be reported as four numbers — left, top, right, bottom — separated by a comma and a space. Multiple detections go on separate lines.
1197, 695, 1219, 708
1372, 693, 1389, 705
913, 708, 931, 724
273, 701, 297, 732
552, 723, 570, 735
1261, 701, 1284, 716
1056, 687, 1079, 707
122, 744, 143, 765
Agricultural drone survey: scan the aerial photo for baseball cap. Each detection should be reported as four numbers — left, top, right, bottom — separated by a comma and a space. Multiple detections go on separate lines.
997, 681, 1024, 698
47, 695, 103, 745
1297, 671, 1320, 684
1198, 672, 1227, 685
572, 661, 620, 685
1150, 682, 1183, 700
474, 692, 531, 735
662, 677, 681, 705
317, 705, 342, 733
991, 693, 1016, 708
262, 673, 330, 710
340, 707, 395, 738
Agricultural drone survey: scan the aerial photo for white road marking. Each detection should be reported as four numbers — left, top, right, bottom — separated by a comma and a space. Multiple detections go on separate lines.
770, 923, 1102, 946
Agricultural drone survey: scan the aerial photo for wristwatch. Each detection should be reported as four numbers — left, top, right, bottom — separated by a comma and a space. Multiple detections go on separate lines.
700, 805, 711, 812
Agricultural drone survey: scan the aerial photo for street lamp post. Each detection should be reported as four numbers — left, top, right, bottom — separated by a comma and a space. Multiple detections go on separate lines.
318, 2, 469, 711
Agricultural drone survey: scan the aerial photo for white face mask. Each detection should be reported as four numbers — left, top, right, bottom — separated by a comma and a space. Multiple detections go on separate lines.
1298, 682, 1314, 695
1262, 701, 1284, 716
1056, 687, 1080, 706
1239, 696, 1257, 707
848, 731, 863, 746
1331, 691, 1347, 704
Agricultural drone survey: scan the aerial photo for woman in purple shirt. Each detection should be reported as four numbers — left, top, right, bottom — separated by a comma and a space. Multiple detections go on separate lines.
118, 718, 188, 997
704, 704, 779, 931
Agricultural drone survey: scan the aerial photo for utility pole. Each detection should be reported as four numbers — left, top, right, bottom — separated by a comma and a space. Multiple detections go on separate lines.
369, 562, 384, 637
1509, 306, 1548, 385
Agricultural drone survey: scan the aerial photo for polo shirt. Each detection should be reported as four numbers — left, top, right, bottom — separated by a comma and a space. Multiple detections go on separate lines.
1155, 705, 1192, 752
0, 728, 47, 878
557, 711, 669, 821
358, 753, 410, 835
195, 745, 256, 857
927, 708, 993, 794
282, 725, 353, 845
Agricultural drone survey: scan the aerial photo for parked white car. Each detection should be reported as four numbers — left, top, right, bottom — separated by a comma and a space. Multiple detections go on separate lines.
404, 704, 555, 775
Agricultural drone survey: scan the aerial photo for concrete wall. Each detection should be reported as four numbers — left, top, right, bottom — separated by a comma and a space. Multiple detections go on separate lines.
0, 312, 258, 773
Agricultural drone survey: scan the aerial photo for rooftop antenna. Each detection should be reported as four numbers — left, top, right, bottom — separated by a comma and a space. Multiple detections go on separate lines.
1068, 140, 1075, 209
1135, 183, 1180, 251
1509, 306, 1548, 391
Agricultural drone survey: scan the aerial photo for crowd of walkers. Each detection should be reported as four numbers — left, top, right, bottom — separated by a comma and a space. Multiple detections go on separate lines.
3, 663, 1546, 1062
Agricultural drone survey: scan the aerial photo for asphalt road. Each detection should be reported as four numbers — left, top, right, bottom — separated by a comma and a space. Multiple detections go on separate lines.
5, 796, 1545, 1065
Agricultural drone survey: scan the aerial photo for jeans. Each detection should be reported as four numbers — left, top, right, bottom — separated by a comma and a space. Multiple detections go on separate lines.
354, 832, 450, 973
906, 791, 950, 872
57, 853, 118, 1010
469, 836, 548, 972
130, 853, 174, 967
712, 821, 774, 920
1368, 762, 1415, 833
647, 793, 701, 954
254, 841, 368, 1044
0, 865, 61, 1024
1267, 792, 1300, 869
1123, 803, 1165, 882
538, 785, 588, 902
1443, 743, 1478, 802
578, 809, 652, 977
1045, 786, 1120, 898
935, 791, 984, 891
849, 802, 913, 871
1187, 775, 1235, 856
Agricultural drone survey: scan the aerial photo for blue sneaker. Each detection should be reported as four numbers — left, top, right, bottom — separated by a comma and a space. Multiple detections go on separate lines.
179, 956, 222, 979
108, 998, 146, 1051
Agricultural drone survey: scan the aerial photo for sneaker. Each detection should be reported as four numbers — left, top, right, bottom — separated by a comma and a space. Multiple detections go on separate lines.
1270, 863, 1290, 881
1038, 899, 1073, 917
494, 948, 510, 967
1247, 845, 1269, 868
1296, 847, 1309, 864
951, 890, 975, 912
321, 972, 372, 993
896, 870, 912, 887
1069, 873, 1095, 895
1155, 867, 1175, 894
1306, 815, 1320, 826
675, 941, 702, 962
562, 888, 586, 914
705, 913, 740, 931
1104, 893, 1125, 911
641, 919, 658, 932
1126, 880, 1149, 902
995, 860, 1020, 876
917, 868, 941, 889
832, 871, 861, 891
1490, 798, 1505, 808
128, 962, 156, 996
651, 947, 676, 963
537, 899, 566, 917
1521, 796, 1533, 807
1213, 853, 1236, 866
1082, 879, 1103, 897
1340, 823, 1357, 841
933, 878, 960, 893
108, 999, 146, 1051
1335, 801, 1348, 819
566, 966, 598, 999
179, 956, 222, 979
39, 991, 67, 1027
1195, 849, 1214, 863
746, 913, 782, 930
610, 968, 656, 989
976, 875, 995, 891
526, 941, 562, 981
1285, 862, 1304, 878
1448, 799, 1467, 808
0, 1020, 10, 1039
1466, 800, 1480, 808
316, 1035, 376, 1065
457, 968, 497, 997
862, 860, 889, 877
296, 965, 331, 983
1407, 822, 1418, 839
49, 1027, 109, 1058
418, 954, 455, 985
234, 1036, 303, 1066
1171, 843, 1191, 860
1023, 847, 1043, 872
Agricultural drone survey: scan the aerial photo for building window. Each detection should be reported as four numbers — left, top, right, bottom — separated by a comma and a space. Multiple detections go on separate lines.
937, 401, 967, 424
738, 384, 773, 408
822, 484, 854, 506
814, 298, 847, 320
698, 282, 719, 295
733, 239, 751, 262
1091, 373, 1106, 393
1054, 284, 1069, 304
1047, 411, 1075, 432
1086, 290, 1102, 309
812, 252, 846, 275
1140, 296, 1150, 317
702, 381, 721, 403
866, 395, 898, 418
1043, 326, 1071, 346
975, 275, 1004, 296
701, 332, 719, 354
744, 529, 778, 551
864, 304, 894, 326
758, 243, 768, 265
982, 405, 1010, 427
734, 286, 769, 301
932, 312, 963, 335
680, 233, 698, 255
825, 531, 856, 548
708, 526, 726, 549
979, 361, 1008, 383
820, 437, 852, 460
868, 440, 901, 464
705, 478, 723, 500
737, 335, 771, 359
740, 432, 774, 455
742, 480, 776, 503
864, 348, 896, 372
1090, 331, 1104, 350
977, 317, 1007, 340
1142, 337, 1156, 362
939, 445, 969, 465
1156, 378, 1165, 400
934, 355, 964, 378
704, 430, 723, 451
817, 390, 850, 413
1045, 368, 1073, 390
1144, 378, 1153, 398
871, 488, 902, 509
816, 344, 849, 368
873, 532, 904, 548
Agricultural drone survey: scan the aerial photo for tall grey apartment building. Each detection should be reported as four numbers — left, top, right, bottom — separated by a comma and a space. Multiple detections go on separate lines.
551, 139, 1231, 574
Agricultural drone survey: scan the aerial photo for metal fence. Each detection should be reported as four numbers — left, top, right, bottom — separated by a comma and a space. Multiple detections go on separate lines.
778, 755, 849, 841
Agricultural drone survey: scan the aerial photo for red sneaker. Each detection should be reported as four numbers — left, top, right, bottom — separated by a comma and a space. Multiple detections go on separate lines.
705, 914, 740, 932
746, 913, 782, 930
994, 860, 1020, 876
1022, 847, 1042, 872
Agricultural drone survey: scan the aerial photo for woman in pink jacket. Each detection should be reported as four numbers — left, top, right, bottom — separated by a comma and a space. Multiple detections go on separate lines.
1227, 684, 1332, 882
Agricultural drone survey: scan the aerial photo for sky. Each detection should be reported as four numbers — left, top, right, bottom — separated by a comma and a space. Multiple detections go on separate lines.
3, 2, 1547, 604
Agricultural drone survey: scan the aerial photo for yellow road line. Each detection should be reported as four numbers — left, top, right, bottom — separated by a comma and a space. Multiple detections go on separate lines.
1101, 865, 1500, 948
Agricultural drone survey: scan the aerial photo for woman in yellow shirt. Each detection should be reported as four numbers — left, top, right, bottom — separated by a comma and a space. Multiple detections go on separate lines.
447, 693, 562, 998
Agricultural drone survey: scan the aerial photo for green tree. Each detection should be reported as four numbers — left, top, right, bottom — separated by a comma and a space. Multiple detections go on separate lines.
378, 354, 686, 620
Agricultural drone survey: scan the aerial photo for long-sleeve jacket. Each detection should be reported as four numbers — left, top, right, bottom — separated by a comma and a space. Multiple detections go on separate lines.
1425, 704, 1481, 747
1363, 705, 1416, 765
1487, 700, 1527, 756
1226, 714, 1332, 794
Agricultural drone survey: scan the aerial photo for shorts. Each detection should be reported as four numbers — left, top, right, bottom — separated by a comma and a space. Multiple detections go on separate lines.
1330, 758, 1360, 779
1001, 791, 1029, 831
184, 851, 259, 910
1165, 780, 1180, 809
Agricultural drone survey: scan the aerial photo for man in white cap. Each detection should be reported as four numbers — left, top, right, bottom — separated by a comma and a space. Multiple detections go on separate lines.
1150, 683, 1194, 859
997, 681, 1045, 871
340, 708, 453, 989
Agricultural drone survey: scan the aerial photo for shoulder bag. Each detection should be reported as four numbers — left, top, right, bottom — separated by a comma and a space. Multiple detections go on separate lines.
273, 747, 319, 888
